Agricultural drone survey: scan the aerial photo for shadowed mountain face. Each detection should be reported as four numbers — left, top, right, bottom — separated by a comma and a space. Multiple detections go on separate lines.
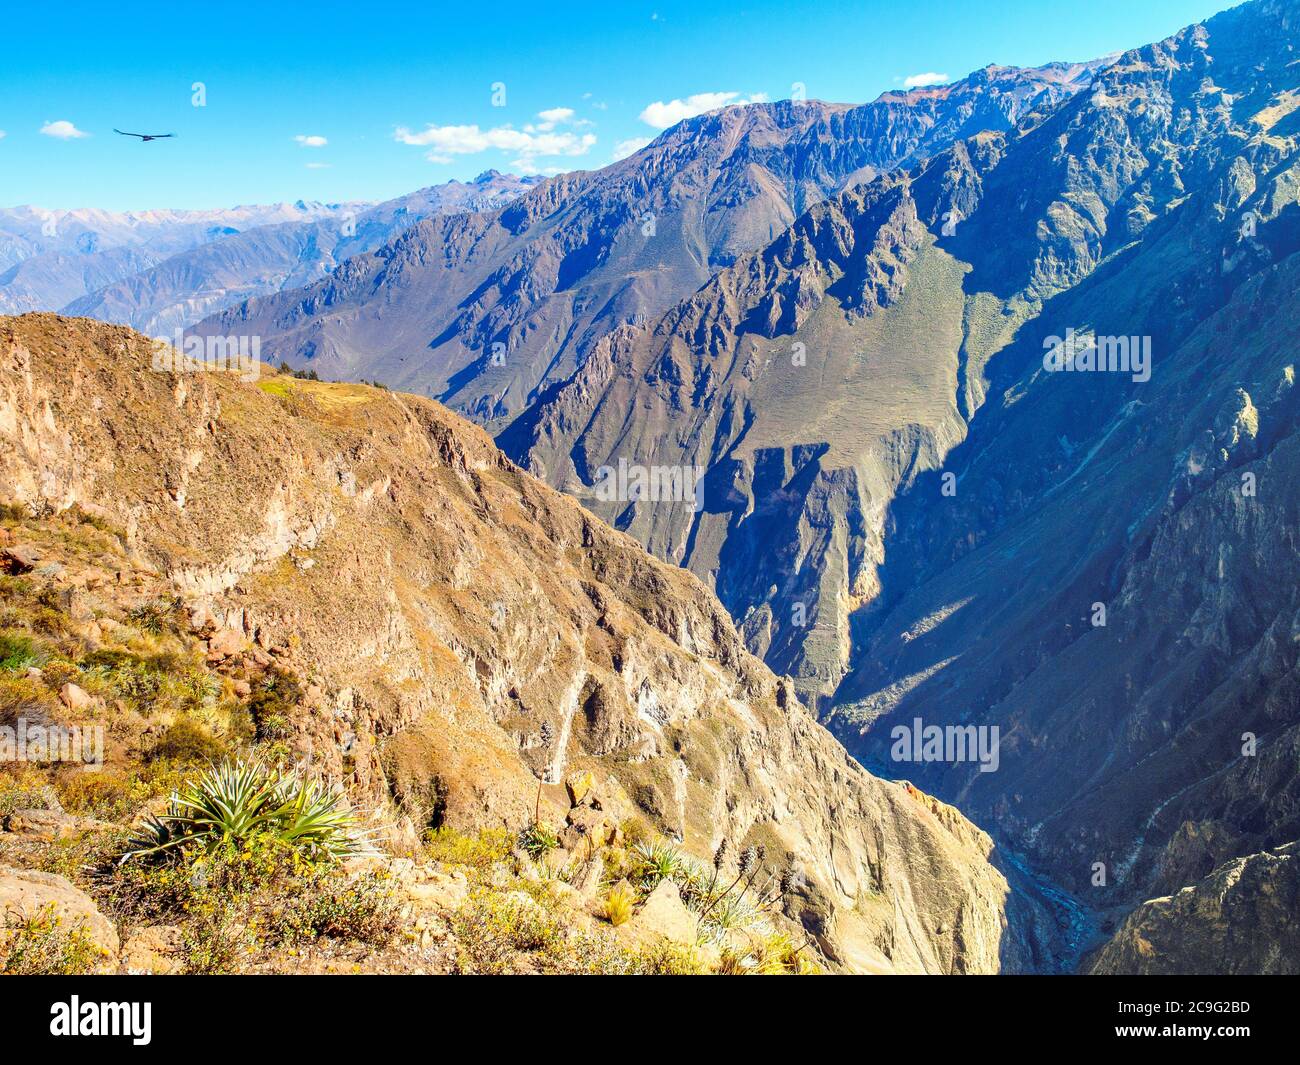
60, 172, 541, 337
192, 61, 1103, 420
501, 0, 1300, 953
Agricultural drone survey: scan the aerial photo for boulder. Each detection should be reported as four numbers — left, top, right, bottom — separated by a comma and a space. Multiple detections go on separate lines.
58, 682, 96, 710
565, 770, 596, 807
58, 586, 96, 622
406, 869, 470, 914
618, 880, 697, 948
0, 866, 119, 962
562, 805, 615, 852
206, 627, 245, 657
1, 544, 41, 574
2, 809, 111, 841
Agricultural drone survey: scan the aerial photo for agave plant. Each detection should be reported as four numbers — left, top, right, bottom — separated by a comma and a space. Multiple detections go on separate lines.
122, 758, 368, 864
518, 820, 560, 860
632, 839, 684, 888
701, 891, 762, 940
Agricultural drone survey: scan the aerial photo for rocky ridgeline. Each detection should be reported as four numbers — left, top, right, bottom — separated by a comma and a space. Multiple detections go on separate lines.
195, 61, 1100, 421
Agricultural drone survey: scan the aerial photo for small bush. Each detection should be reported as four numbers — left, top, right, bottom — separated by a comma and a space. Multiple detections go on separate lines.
277, 362, 320, 381
0, 904, 102, 975
451, 889, 565, 974
178, 893, 255, 975
0, 674, 58, 720
126, 599, 179, 635
424, 826, 514, 870
637, 941, 708, 975
631, 839, 684, 888
619, 815, 654, 848
271, 870, 400, 945
79, 647, 217, 718
247, 672, 300, 741
146, 719, 227, 765
0, 632, 45, 673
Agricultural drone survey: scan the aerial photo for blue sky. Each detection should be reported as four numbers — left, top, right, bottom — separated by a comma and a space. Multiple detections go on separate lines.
0, 0, 1230, 211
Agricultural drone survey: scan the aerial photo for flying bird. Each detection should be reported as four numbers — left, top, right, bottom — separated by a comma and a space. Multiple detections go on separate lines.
113, 129, 175, 142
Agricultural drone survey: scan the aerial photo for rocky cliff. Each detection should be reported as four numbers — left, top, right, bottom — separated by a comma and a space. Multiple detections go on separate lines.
0, 313, 1055, 973
488, 0, 1300, 975
1091, 843, 1300, 974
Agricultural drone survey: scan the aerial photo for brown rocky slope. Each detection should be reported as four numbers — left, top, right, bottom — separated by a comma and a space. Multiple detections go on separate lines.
1090, 843, 1300, 975
0, 313, 1055, 973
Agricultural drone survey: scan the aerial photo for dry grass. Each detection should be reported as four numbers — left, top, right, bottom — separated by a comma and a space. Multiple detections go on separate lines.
600, 880, 636, 926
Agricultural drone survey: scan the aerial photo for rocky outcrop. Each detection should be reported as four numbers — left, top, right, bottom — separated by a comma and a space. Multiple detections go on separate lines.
1091, 843, 1300, 974
0, 313, 1052, 973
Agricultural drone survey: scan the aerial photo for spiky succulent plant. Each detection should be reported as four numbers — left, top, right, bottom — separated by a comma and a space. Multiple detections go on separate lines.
122, 758, 368, 865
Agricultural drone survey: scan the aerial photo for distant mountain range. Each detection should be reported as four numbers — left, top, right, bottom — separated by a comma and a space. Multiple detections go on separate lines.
194, 60, 1105, 420
0, 171, 540, 334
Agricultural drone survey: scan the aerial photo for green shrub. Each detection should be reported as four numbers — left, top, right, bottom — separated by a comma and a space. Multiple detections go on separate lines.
424, 826, 514, 869
0, 674, 58, 720
126, 599, 180, 635
146, 719, 227, 765
451, 889, 565, 974
247, 672, 300, 741
79, 647, 217, 718
630, 838, 684, 888
0, 631, 45, 673
271, 870, 400, 945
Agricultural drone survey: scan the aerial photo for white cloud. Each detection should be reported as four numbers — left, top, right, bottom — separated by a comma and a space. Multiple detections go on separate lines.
305, 161, 331, 169
40, 120, 89, 139
612, 136, 652, 161
394, 122, 596, 166
536, 107, 575, 125
638, 92, 768, 130
902, 72, 950, 89
0, 131, 6, 140
294, 134, 328, 147
525, 107, 591, 134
